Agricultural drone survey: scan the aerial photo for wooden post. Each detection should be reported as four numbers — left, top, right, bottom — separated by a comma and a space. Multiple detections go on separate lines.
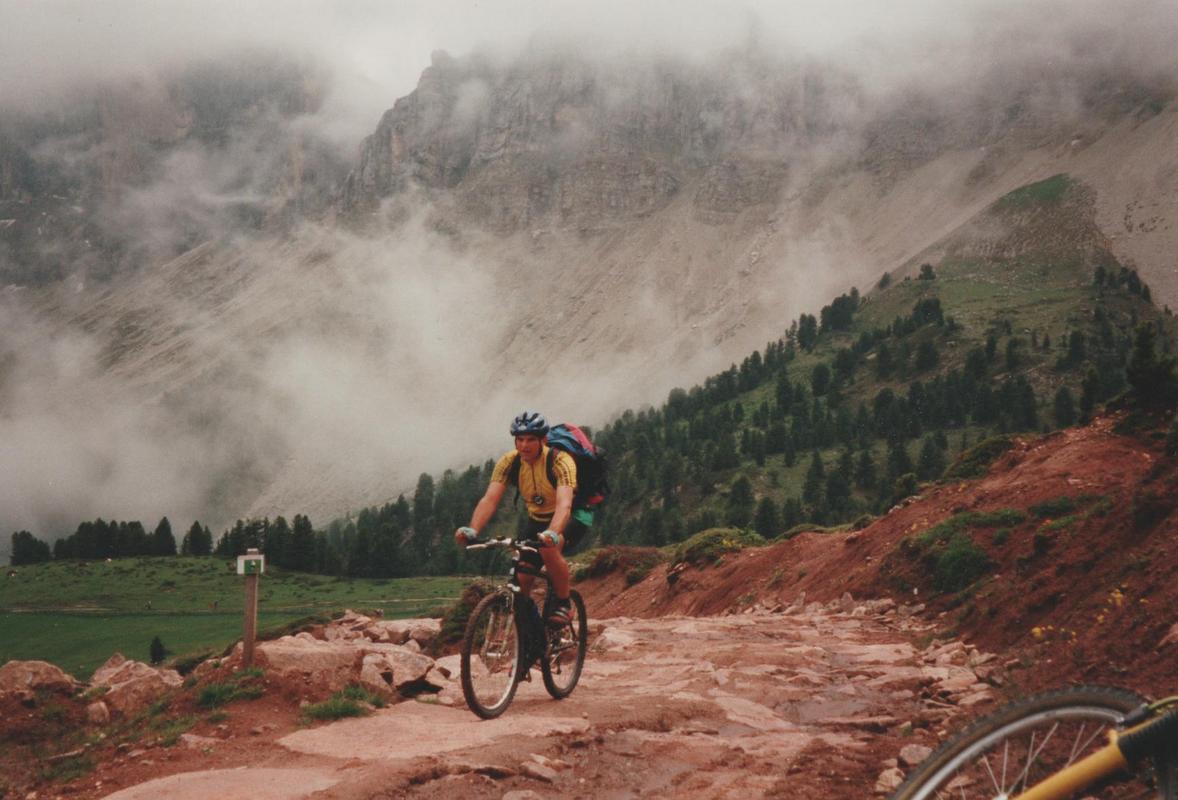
242, 547, 260, 668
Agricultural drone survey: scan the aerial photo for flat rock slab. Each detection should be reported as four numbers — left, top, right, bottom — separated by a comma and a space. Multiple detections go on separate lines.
100, 767, 339, 800
278, 700, 590, 762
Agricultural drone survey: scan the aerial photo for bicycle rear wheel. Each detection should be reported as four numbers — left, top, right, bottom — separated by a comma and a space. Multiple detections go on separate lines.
890, 686, 1174, 799
460, 590, 523, 719
541, 590, 587, 699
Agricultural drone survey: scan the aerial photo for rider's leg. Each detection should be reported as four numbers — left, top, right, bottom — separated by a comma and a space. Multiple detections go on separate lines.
540, 516, 587, 601
516, 572, 535, 598
538, 542, 569, 599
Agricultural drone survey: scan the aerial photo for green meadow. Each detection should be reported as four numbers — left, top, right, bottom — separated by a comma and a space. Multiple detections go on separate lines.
0, 557, 467, 679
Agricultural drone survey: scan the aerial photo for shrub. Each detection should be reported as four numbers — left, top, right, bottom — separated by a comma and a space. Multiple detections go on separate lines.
576, 547, 663, 582
944, 436, 1015, 480
149, 636, 167, 665
197, 671, 264, 709
301, 685, 385, 722
992, 528, 1011, 546
301, 696, 368, 722
916, 509, 1025, 547
152, 714, 197, 747
339, 684, 387, 709
1029, 496, 1077, 519
933, 534, 991, 592
1041, 515, 1078, 532
625, 566, 652, 586
436, 581, 495, 649
890, 473, 919, 505
672, 528, 765, 567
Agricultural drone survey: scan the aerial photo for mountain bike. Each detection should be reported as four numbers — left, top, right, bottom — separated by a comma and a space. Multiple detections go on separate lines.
890, 685, 1178, 799
459, 537, 588, 719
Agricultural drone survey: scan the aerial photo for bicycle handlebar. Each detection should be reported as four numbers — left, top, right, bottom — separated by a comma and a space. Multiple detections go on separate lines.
464, 537, 540, 554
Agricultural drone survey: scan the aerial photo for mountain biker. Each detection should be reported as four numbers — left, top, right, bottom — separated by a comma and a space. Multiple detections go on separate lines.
454, 410, 582, 625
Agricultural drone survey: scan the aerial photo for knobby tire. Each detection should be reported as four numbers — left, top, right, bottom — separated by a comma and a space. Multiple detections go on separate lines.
460, 590, 523, 720
890, 685, 1177, 800
541, 589, 588, 699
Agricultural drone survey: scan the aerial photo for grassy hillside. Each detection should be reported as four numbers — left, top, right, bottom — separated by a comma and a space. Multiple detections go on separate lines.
307, 174, 1174, 572
581, 175, 1174, 545
0, 557, 466, 678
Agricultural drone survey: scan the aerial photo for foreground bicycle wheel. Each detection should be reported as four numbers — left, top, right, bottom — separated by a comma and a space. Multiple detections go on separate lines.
460, 590, 523, 719
541, 589, 587, 699
891, 686, 1175, 799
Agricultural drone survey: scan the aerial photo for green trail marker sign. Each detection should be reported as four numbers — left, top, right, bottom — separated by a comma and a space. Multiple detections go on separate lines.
238, 548, 264, 667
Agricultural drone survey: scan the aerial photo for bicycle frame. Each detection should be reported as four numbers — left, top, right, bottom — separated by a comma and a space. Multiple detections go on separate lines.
1015, 699, 1178, 799
466, 537, 558, 621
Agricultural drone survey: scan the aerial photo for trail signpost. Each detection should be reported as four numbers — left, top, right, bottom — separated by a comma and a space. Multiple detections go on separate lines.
237, 548, 265, 667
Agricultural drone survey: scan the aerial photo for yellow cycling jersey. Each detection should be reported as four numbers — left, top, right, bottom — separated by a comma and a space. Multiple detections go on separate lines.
491, 445, 577, 522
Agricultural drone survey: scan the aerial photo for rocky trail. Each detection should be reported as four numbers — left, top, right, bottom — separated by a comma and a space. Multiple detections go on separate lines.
89, 598, 999, 800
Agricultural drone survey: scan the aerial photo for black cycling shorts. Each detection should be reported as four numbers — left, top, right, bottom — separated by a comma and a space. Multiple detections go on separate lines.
518, 517, 587, 569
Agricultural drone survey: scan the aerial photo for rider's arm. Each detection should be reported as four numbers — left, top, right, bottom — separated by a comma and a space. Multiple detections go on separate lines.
467, 480, 507, 534
547, 484, 574, 537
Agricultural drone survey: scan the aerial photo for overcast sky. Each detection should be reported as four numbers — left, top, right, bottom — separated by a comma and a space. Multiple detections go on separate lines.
5, 0, 1173, 145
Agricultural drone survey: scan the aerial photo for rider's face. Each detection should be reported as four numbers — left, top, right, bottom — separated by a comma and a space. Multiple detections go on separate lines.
515, 434, 543, 462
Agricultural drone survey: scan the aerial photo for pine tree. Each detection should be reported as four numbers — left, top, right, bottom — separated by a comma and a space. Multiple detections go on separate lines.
149, 636, 167, 665
290, 514, 316, 572
854, 448, 877, 490
641, 507, 666, 546
811, 363, 831, 396
1125, 323, 1178, 406
152, 517, 176, 556
753, 497, 780, 538
1079, 367, 1100, 423
727, 476, 754, 528
1053, 386, 1076, 427
10, 531, 52, 565
916, 435, 947, 480
825, 469, 851, 513
802, 451, 825, 507
915, 340, 939, 371
886, 440, 913, 483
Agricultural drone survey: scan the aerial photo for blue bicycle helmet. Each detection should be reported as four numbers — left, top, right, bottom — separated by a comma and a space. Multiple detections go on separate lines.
510, 410, 549, 437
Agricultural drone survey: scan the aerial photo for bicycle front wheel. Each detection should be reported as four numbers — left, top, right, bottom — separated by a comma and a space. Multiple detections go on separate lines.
460, 590, 523, 719
541, 589, 587, 699
891, 686, 1173, 800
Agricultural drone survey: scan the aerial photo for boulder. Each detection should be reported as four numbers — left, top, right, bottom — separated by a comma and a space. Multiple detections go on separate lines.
366, 620, 412, 645
255, 637, 362, 691
256, 636, 435, 695
337, 610, 374, 630
898, 744, 932, 768
0, 660, 79, 696
359, 643, 435, 690
431, 654, 462, 681
407, 618, 442, 646
874, 767, 905, 794
90, 654, 183, 714
86, 700, 111, 724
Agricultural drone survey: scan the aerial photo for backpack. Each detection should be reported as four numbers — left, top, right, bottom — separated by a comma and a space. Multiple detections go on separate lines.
507, 423, 609, 511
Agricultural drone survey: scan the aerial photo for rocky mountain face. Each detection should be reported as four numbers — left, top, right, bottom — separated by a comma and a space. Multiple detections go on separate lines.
2, 43, 1177, 543
0, 55, 346, 286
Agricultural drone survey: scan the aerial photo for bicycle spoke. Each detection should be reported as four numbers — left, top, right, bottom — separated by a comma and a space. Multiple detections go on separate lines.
980, 752, 1002, 797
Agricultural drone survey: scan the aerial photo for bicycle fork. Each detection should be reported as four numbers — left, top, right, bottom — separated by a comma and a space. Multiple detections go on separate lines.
1015, 705, 1178, 800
